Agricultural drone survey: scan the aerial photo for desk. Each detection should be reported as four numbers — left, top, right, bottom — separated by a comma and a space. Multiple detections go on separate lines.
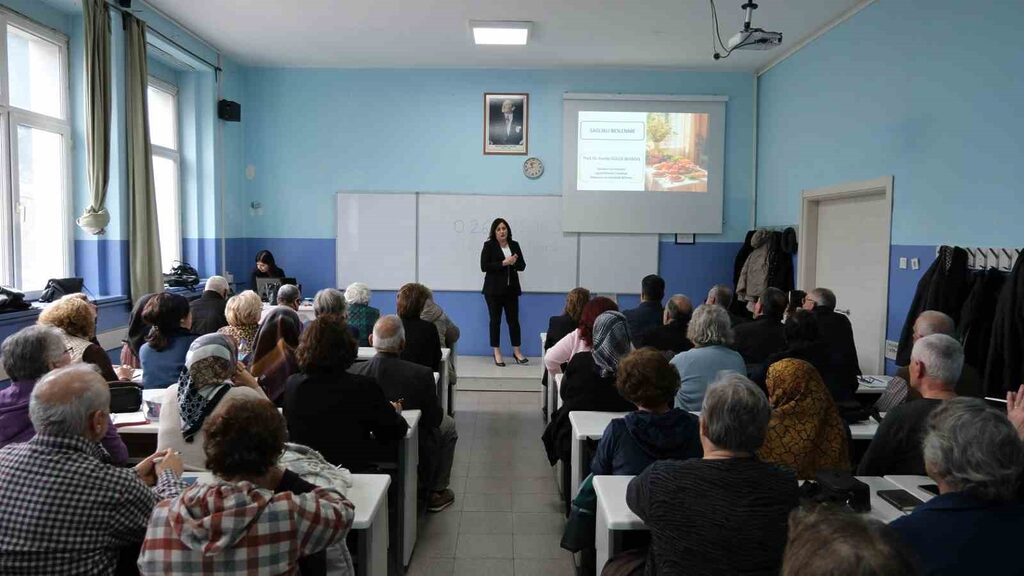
594, 475, 645, 575
857, 375, 893, 395
399, 409, 421, 567
554, 373, 564, 411
849, 416, 882, 440
884, 475, 936, 504
540, 332, 549, 419
261, 302, 316, 323
180, 472, 391, 576
568, 411, 628, 500
593, 474, 906, 575
359, 347, 453, 416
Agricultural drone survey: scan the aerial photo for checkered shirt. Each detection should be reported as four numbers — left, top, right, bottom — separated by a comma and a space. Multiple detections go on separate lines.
138, 480, 354, 575
0, 433, 184, 575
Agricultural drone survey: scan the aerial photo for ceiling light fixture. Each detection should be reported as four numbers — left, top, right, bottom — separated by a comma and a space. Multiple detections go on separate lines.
470, 21, 533, 46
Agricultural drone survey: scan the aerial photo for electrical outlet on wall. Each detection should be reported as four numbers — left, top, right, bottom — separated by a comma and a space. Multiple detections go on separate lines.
911, 258, 920, 270
885, 340, 898, 360
899, 257, 908, 269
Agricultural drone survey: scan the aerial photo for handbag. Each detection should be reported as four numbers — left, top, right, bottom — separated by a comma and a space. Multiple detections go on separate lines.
799, 469, 870, 513
38, 277, 84, 303
163, 261, 200, 289
108, 381, 143, 413
561, 473, 598, 552
0, 285, 31, 312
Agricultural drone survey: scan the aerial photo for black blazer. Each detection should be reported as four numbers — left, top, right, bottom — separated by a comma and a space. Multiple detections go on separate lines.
480, 239, 526, 296
731, 316, 787, 365
623, 301, 664, 347
400, 317, 442, 372
349, 353, 442, 430
189, 290, 228, 336
544, 314, 577, 350
283, 368, 408, 472
640, 319, 693, 355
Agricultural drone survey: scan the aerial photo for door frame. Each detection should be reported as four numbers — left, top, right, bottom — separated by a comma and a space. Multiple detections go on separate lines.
798, 175, 893, 374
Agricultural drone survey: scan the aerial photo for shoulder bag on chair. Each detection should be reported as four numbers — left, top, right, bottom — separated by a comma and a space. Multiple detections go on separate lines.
38, 277, 85, 303
108, 381, 143, 413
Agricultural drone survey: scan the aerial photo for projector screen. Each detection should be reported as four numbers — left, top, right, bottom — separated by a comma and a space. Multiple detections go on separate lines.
562, 94, 726, 234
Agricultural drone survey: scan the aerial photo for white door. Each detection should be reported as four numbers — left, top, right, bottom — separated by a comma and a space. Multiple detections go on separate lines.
800, 177, 892, 374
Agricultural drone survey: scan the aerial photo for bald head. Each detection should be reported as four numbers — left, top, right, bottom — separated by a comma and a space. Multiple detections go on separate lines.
913, 311, 955, 341
665, 294, 694, 324
30, 364, 110, 440
371, 314, 406, 353
706, 285, 732, 308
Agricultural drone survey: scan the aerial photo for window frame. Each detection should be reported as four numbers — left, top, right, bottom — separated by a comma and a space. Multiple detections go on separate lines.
0, 9, 72, 296
147, 75, 181, 273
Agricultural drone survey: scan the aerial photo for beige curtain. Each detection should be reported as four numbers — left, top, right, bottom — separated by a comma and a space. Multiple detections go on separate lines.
124, 14, 163, 301
76, 0, 110, 235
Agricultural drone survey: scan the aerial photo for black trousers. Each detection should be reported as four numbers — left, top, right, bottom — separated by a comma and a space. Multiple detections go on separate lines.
484, 293, 521, 347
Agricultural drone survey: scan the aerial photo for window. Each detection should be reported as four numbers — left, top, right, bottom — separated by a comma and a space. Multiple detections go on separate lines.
147, 78, 180, 274
0, 14, 71, 292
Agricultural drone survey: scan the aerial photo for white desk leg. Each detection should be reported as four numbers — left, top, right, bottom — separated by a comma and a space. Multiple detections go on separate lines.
369, 499, 389, 576
440, 362, 451, 416
402, 426, 419, 567
595, 503, 612, 576
571, 436, 583, 501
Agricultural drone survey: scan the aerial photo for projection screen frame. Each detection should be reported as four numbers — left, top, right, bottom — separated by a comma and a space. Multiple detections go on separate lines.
562, 93, 728, 234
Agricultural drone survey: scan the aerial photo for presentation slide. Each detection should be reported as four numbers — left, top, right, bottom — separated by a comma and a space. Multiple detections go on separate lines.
577, 111, 709, 193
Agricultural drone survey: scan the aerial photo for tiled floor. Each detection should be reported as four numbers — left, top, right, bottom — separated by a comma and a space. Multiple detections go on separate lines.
407, 391, 575, 576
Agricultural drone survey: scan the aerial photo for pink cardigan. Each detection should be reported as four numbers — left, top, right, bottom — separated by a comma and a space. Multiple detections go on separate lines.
544, 329, 592, 375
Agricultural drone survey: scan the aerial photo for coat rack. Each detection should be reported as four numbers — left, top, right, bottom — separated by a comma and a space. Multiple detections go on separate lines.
936, 246, 1021, 271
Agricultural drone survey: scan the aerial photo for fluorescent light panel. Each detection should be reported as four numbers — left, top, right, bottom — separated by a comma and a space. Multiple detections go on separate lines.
471, 21, 532, 45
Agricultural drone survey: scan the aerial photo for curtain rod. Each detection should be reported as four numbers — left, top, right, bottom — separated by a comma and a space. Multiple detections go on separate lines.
103, 0, 222, 73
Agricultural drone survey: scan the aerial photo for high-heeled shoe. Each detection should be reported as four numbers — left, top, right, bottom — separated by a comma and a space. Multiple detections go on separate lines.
493, 355, 506, 367
513, 355, 529, 365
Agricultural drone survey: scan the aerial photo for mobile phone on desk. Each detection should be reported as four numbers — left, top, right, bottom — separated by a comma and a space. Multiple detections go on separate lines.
920, 484, 940, 496
878, 489, 924, 512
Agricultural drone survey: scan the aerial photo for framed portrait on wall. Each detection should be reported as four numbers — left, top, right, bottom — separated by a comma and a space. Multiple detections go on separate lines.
484, 93, 528, 155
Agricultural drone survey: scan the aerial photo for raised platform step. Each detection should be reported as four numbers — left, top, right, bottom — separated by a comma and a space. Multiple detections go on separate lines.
457, 355, 544, 392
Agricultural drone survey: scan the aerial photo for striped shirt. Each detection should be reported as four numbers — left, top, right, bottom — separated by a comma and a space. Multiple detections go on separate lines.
0, 434, 184, 575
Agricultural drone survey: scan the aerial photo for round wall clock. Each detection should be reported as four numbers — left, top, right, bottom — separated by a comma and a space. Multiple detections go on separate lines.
523, 157, 544, 179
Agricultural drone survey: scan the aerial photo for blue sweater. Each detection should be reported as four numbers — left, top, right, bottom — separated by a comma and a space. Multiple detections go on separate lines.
591, 409, 702, 476
140, 332, 198, 390
671, 345, 747, 411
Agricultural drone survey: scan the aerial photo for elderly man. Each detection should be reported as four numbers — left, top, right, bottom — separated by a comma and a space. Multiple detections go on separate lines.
802, 287, 861, 378
640, 293, 694, 355
276, 284, 302, 311
890, 398, 1024, 575
857, 334, 962, 476
623, 274, 666, 347
894, 310, 983, 398
706, 284, 749, 327
732, 286, 788, 365
349, 315, 458, 512
0, 364, 184, 574
189, 275, 230, 335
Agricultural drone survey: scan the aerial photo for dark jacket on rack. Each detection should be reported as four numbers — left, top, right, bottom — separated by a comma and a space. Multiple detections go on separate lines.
766, 227, 797, 294
480, 239, 526, 296
959, 268, 1005, 381
986, 254, 1024, 394
895, 246, 971, 366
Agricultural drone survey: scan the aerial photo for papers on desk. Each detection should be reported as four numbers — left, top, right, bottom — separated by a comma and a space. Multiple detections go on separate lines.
111, 411, 149, 428
857, 375, 893, 390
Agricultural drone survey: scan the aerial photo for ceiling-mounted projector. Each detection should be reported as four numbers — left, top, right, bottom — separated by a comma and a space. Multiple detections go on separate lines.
710, 1, 783, 60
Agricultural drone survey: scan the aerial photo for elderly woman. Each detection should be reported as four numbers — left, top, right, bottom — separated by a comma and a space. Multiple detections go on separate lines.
890, 398, 1024, 575
0, 325, 128, 464
37, 295, 132, 382
621, 373, 799, 575
758, 358, 849, 479
344, 282, 380, 346
592, 348, 702, 475
397, 283, 442, 372
156, 333, 266, 470
283, 315, 408, 471
543, 311, 636, 487
140, 398, 353, 574
783, 507, 917, 576
671, 304, 747, 411
140, 292, 198, 390
217, 290, 262, 362
544, 296, 619, 376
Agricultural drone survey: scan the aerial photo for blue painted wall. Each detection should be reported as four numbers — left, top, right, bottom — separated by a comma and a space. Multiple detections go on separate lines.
756, 0, 1022, 373
227, 67, 756, 355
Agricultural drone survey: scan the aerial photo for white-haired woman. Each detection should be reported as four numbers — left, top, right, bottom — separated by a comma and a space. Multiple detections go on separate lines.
218, 290, 262, 363
344, 282, 380, 346
889, 398, 1024, 575
671, 304, 747, 411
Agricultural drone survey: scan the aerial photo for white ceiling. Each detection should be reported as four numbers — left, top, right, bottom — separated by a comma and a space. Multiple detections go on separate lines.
143, 0, 863, 71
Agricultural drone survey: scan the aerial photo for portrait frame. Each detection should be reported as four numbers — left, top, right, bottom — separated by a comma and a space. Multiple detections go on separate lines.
483, 93, 529, 155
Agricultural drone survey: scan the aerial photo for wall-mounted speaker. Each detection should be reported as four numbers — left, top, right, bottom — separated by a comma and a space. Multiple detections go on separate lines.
218, 99, 241, 122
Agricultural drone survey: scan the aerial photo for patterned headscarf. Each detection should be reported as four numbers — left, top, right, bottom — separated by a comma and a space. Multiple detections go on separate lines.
177, 333, 237, 442
591, 311, 632, 377
758, 358, 850, 479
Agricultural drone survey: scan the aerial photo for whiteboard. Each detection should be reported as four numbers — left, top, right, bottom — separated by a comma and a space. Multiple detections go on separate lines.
579, 233, 660, 293
336, 193, 417, 290
417, 195, 579, 292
